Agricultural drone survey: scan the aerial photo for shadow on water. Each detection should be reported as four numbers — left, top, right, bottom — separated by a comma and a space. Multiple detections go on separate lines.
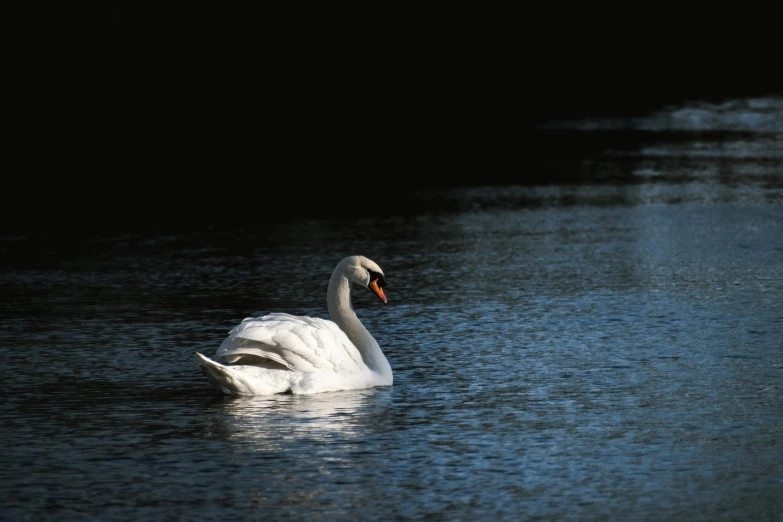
4, 97, 782, 239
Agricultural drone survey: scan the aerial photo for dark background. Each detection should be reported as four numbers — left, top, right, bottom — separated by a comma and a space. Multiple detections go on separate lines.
6, 8, 780, 235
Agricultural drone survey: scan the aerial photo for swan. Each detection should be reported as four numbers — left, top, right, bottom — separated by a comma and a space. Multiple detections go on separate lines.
194, 255, 392, 396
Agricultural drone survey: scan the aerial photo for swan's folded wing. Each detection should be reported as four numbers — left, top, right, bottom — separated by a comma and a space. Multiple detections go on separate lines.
215, 313, 365, 373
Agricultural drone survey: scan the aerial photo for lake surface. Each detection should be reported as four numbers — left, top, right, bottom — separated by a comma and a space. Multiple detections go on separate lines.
2, 98, 782, 520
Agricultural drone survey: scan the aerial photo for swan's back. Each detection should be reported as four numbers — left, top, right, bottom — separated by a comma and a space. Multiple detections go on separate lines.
215, 313, 366, 373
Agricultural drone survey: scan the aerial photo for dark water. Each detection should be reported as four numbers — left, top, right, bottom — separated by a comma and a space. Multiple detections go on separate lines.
2, 99, 782, 520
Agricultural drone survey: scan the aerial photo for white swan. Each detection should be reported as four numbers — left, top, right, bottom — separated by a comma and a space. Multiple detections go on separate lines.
194, 255, 392, 396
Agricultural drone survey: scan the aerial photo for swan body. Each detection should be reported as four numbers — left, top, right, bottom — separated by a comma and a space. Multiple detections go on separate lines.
195, 255, 392, 396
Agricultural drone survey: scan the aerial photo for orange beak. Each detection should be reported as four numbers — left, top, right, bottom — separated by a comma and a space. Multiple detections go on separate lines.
369, 279, 387, 304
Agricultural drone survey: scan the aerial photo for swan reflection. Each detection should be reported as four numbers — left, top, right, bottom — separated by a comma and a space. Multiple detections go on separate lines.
203, 387, 393, 446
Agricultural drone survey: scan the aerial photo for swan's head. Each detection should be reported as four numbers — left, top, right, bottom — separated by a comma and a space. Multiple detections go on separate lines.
339, 255, 387, 304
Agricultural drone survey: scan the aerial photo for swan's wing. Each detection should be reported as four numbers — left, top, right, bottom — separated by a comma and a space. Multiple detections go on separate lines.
215, 313, 365, 373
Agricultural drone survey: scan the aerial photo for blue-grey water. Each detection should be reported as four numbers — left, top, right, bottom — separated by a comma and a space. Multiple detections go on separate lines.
2, 99, 782, 520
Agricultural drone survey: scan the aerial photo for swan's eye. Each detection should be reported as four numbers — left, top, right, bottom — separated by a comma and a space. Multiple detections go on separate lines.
368, 270, 386, 288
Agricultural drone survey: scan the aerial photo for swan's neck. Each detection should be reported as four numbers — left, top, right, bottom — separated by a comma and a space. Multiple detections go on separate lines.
327, 274, 392, 380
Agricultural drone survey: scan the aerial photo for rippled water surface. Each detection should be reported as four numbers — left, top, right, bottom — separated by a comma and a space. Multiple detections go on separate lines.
2, 106, 782, 520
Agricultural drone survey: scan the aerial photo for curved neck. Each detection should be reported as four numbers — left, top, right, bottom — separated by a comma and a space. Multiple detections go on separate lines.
327, 269, 392, 380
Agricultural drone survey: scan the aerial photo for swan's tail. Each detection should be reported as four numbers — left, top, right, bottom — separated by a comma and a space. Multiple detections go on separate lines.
194, 352, 291, 396
195, 352, 255, 396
